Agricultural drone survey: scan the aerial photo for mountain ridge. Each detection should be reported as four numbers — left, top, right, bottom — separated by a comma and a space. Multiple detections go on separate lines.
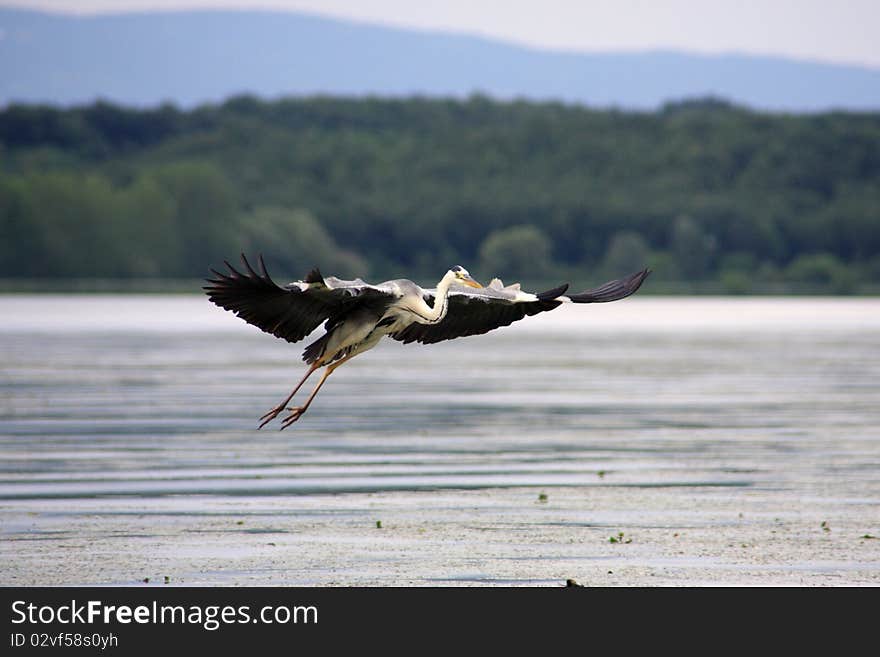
2, 7, 879, 111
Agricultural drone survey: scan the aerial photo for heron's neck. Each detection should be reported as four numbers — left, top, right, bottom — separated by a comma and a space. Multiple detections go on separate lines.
421, 274, 455, 324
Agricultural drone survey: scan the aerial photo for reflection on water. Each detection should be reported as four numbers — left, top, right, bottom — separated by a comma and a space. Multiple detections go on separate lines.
1, 295, 878, 499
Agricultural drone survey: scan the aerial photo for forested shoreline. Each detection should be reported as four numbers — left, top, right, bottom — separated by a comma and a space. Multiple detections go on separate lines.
1, 95, 878, 293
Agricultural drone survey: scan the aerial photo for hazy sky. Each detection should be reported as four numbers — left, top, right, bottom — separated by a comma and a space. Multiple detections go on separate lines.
3, 0, 879, 69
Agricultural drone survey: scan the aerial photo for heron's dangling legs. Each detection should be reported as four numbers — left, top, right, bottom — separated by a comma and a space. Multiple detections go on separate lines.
280, 353, 357, 430
258, 361, 322, 429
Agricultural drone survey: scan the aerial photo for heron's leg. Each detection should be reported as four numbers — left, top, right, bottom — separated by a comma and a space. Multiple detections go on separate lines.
258, 361, 322, 429
280, 353, 356, 429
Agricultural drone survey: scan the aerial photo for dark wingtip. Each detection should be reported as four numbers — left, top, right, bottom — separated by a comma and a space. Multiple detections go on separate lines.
204, 254, 286, 302
628, 268, 651, 289
536, 283, 570, 301
305, 267, 324, 284
568, 268, 651, 304
240, 253, 260, 278
223, 259, 242, 278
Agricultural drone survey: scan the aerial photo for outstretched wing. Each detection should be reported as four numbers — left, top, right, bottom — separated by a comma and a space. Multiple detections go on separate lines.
390, 287, 563, 345
204, 254, 386, 344
390, 269, 650, 345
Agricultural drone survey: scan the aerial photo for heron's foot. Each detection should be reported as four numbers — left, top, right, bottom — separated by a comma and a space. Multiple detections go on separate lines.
280, 406, 306, 430
258, 405, 285, 429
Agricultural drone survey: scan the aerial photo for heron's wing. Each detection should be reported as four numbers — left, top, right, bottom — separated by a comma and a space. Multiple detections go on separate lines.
204, 254, 389, 343
389, 283, 566, 345
389, 269, 650, 345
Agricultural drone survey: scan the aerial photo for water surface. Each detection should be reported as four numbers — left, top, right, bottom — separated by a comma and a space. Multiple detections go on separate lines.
1, 296, 878, 585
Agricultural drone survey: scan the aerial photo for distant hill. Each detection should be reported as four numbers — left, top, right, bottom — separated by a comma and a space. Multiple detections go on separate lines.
2, 8, 880, 111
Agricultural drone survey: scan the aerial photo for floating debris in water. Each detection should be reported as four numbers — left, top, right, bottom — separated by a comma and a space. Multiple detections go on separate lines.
565, 579, 584, 587
821, 521, 830, 532
597, 471, 606, 478
376, 520, 382, 529
142, 577, 150, 584
537, 493, 548, 503
609, 531, 632, 544
164, 576, 170, 584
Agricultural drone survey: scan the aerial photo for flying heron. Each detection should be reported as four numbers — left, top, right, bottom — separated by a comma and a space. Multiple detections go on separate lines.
205, 254, 650, 429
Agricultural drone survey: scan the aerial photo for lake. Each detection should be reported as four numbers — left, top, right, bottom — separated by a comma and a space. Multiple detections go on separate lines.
1, 295, 879, 586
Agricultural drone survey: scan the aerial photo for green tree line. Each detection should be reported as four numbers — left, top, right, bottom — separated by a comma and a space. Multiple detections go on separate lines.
1, 95, 878, 293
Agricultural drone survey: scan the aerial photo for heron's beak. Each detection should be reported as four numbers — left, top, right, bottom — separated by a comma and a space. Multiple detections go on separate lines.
461, 274, 483, 288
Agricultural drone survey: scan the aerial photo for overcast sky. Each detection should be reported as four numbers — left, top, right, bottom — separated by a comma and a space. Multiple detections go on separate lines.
3, 0, 879, 69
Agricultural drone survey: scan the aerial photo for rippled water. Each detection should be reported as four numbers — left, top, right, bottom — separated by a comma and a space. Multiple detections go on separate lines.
1, 295, 879, 585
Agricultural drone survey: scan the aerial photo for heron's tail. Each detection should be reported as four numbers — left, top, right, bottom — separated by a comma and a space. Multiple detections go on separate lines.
302, 334, 329, 364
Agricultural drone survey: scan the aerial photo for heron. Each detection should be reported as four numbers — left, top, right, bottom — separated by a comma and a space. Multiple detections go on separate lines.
205, 254, 650, 429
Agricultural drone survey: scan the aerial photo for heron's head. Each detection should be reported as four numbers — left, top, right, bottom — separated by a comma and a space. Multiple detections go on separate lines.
450, 265, 482, 288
